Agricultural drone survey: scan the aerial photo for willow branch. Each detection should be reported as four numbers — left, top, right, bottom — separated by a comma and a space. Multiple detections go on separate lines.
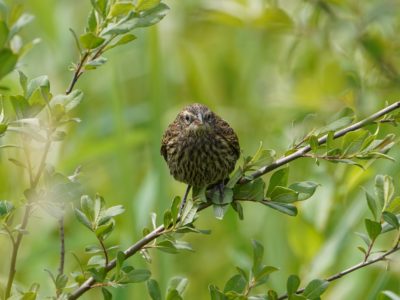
5, 135, 53, 299
239, 101, 400, 184
68, 102, 400, 299
277, 244, 400, 300
66, 51, 90, 95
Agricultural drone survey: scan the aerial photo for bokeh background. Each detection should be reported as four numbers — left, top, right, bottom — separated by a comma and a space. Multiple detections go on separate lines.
1, 0, 400, 299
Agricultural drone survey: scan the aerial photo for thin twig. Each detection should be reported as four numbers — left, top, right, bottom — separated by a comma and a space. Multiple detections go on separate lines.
58, 214, 65, 276
98, 238, 109, 268
65, 36, 115, 95
5, 135, 53, 298
5, 204, 32, 299
66, 51, 90, 95
277, 244, 400, 300
68, 102, 400, 299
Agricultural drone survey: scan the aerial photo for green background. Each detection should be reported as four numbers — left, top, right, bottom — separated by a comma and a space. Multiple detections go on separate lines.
1, 0, 400, 299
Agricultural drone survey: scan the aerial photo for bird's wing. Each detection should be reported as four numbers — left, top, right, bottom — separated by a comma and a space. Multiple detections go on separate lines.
160, 121, 178, 162
218, 119, 240, 159
160, 130, 169, 161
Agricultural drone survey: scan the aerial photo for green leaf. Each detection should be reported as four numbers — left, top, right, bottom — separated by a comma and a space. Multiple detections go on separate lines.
209, 285, 226, 300
387, 197, 400, 214
375, 175, 392, 211
136, 0, 160, 11
26, 75, 50, 106
233, 178, 265, 202
18, 70, 28, 96
267, 289, 278, 300
135, 3, 169, 28
226, 167, 243, 189
109, 2, 135, 17
211, 187, 233, 205
0, 200, 14, 220
266, 167, 289, 196
180, 200, 198, 225
0, 20, 8, 48
156, 240, 178, 254
102, 11, 139, 35
80, 32, 105, 49
166, 290, 182, 300
85, 56, 108, 70
261, 201, 297, 216
382, 211, 399, 230
287, 274, 300, 296
213, 204, 229, 220
270, 186, 298, 203
55, 273, 68, 289
120, 269, 151, 283
365, 218, 382, 240
251, 240, 264, 275
103, 205, 125, 218
365, 190, 379, 221
309, 135, 319, 152
0, 48, 18, 79
91, 0, 109, 18
147, 279, 162, 300
164, 209, 173, 228
80, 195, 94, 221
289, 181, 319, 201
355, 232, 371, 246
102, 288, 112, 300
95, 219, 115, 239
105, 33, 137, 51
87, 255, 106, 267
116, 251, 125, 272
85, 245, 103, 254
254, 265, 278, 284
302, 279, 329, 299
50, 90, 84, 113
171, 196, 180, 224
87, 9, 97, 33
342, 130, 369, 155
168, 277, 188, 296
247, 143, 275, 168
223, 274, 246, 294
75, 208, 92, 230
231, 201, 244, 220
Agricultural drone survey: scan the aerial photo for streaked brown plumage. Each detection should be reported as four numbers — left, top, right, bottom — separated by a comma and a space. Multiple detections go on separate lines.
161, 103, 240, 188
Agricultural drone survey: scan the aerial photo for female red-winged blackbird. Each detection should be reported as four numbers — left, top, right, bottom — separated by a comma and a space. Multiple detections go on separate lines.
161, 103, 240, 209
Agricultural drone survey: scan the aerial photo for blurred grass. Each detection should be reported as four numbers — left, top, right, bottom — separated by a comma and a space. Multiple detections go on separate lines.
1, 0, 400, 299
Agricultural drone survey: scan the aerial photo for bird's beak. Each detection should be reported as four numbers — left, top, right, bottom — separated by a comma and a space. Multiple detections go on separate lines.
197, 113, 203, 125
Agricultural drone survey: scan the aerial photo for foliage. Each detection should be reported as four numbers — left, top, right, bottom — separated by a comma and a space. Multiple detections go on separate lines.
0, 0, 400, 300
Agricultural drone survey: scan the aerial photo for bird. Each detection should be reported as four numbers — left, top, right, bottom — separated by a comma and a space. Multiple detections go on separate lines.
161, 103, 240, 213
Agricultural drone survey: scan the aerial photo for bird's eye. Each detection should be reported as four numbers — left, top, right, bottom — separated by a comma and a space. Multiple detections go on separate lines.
184, 114, 191, 123
204, 112, 212, 122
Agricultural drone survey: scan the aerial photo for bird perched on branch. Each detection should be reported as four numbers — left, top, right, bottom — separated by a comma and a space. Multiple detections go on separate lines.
161, 103, 240, 212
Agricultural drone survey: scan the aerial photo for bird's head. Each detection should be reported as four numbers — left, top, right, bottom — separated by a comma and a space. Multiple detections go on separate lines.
179, 103, 216, 135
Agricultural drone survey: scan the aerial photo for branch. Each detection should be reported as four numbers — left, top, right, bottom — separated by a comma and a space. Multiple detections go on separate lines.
58, 214, 65, 276
68, 102, 400, 299
277, 244, 400, 300
5, 136, 53, 299
66, 51, 89, 95
239, 101, 400, 184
